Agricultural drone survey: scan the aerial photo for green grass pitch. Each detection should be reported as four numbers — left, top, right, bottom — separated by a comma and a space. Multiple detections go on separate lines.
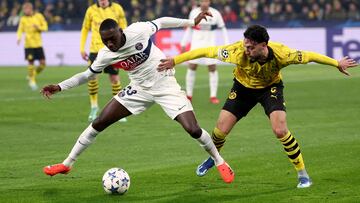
0, 64, 359, 203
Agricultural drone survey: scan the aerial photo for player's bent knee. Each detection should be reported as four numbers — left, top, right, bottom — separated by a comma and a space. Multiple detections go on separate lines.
272, 127, 288, 138
184, 125, 202, 139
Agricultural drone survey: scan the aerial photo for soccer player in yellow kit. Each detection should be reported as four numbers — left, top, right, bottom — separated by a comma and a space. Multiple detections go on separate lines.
80, 0, 127, 122
17, 2, 48, 90
158, 25, 358, 188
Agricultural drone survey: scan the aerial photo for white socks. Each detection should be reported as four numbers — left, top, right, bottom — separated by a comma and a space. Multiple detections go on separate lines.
186, 68, 219, 98
209, 70, 218, 98
197, 129, 224, 166
63, 124, 99, 167
186, 69, 196, 97
298, 169, 309, 178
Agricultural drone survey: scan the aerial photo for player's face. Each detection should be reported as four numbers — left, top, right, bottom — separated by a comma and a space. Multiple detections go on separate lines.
100, 28, 123, 52
98, 0, 110, 8
200, 0, 210, 10
23, 4, 33, 16
243, 38, 267, 62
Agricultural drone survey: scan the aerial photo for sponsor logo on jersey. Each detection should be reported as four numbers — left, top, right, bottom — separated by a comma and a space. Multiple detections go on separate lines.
135, 43, 143, 50
112, 39, 152, 71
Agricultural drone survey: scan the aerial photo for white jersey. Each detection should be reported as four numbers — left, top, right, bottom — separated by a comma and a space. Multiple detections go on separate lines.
184, 7, 227, 49
58, 17, 194, 91
90, 22, 171, 88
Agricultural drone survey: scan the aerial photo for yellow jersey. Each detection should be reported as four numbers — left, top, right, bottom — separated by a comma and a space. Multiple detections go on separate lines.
16, 12, 48, 48
174, 40, 339, 89
80, 2, 127, 53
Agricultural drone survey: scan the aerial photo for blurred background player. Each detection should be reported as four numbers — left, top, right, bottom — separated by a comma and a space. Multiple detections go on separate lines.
80, 0, 127, 122
16, 2, 48, 91
180, 0, 229, 104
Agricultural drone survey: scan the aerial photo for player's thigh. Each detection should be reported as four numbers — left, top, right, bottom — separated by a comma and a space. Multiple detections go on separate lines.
258, 81, 286, 117
154, 77, 193, 120
258, 82, 288, 137
25, 48, 35, 62
114, 84, 154, 116
36, 47, 46, 60
94, 98, 132, 131
220, 80, 258, 133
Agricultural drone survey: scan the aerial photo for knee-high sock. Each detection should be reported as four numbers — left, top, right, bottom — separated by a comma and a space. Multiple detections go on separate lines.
36, 64, 45, 74
88, 79, 99, 108
209, 70, 218, 98
197, 129, 224, 166
279, 131, 306, 172
186, 69, 196, 97
28, 64, 36, 83
111, 81, 122, 96
63, 124, 99, 167
212, 127, 227, 151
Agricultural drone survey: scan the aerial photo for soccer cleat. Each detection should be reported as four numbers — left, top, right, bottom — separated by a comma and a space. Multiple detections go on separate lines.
217, 162, 235, 183
118, 117, 127, 122
88, 107, 99, 122
196, 157, 215, 177
43, 163, 71, 176
28, 81, 38, 91
210, 97, 220, 104
297, 176, 312, 188
186, 95, 192, 102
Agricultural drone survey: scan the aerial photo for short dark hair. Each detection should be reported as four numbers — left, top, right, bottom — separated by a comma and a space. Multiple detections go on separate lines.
100, 18, 118, 32
243, 25, 269, 44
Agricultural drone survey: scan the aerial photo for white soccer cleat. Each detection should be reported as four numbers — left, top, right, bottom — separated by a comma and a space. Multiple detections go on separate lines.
297, 176, 312, 188
118, 117, 127, 123
28, 81, 38, 91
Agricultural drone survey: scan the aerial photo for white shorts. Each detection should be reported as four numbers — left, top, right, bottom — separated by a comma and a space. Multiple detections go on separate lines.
114, 76, 193, 120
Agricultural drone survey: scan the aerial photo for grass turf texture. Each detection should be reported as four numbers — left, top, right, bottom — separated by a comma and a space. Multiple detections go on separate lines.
0, 65, 359, 203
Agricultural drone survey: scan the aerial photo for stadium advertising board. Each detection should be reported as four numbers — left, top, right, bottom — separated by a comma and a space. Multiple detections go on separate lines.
0, 28, 359, 66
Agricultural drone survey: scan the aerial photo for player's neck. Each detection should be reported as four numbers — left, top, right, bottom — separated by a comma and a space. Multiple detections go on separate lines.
201, 7, 209, 12
119, 33, 126, 48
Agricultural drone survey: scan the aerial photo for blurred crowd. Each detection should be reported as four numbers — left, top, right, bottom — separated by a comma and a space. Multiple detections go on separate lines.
1, 0, 359, 30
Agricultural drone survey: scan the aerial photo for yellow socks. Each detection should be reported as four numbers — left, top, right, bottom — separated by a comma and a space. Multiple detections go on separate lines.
211, 127, 228, 151
36, 64, 45, 74
279, 131, 305, 171
88, 79, 99, 108
28, 64, 36, 83
111, 81, 122, 96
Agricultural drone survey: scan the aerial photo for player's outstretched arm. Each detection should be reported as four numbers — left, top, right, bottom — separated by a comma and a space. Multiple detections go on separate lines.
152, 11, 212, 30
158, 47, 218, 71
41, 69, 96, 99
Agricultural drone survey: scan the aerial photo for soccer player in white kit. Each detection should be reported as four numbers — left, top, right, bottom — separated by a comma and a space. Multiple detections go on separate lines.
180, 0, 229, 104
41, 12, 234, 183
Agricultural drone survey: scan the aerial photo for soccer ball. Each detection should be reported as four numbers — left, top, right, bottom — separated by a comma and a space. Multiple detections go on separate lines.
102, 168, 130, 195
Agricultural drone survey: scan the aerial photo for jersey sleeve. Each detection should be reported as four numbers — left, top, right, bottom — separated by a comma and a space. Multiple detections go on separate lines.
89, 49, 112, 73
16, 17, 24, 40
280, 44, 339, 67
216, 10, 226, 28
80, 8, 91, 52
37, 13, 48, 31
174, 41, 242, 65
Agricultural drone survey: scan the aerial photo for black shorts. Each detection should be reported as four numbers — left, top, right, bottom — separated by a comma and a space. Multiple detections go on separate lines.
24, 47, 45, 61
223, 79, 286, 120
89, 52, 119, 75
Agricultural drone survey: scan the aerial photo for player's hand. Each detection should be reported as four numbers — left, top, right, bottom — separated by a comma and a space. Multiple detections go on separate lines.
81, 52, 89, 61
337, 56, 358, 76
194, 11, 212, 26
157, 58, 175, 72
16, 39, 21, 45
41, 84, 61, 99
33, 24, 40, 31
